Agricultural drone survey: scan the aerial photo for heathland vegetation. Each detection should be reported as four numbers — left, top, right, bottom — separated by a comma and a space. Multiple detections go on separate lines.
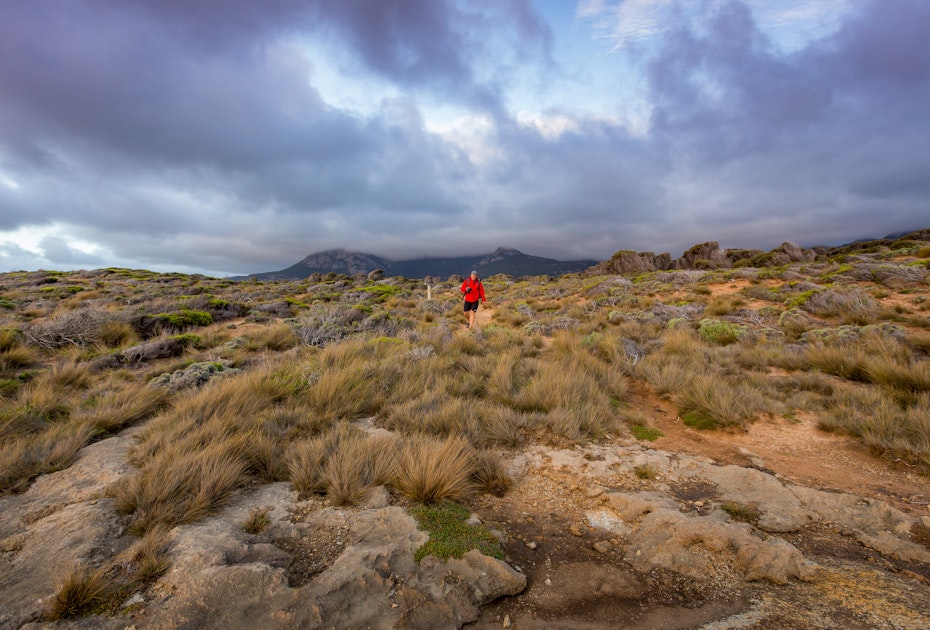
1, 234, 930, 619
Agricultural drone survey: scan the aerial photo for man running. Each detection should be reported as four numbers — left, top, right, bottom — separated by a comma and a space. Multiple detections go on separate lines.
460, 270, 486, 329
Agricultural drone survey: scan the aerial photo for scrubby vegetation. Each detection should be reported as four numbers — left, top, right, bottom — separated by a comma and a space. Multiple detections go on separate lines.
2, 235, 930, 619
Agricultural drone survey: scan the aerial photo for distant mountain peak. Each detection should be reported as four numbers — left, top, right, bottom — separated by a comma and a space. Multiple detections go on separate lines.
243, 246, 597, 280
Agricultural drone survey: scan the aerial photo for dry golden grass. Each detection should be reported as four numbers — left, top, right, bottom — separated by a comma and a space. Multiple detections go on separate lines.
704, 295, 744, 316
471, 449, 511, 496
479, 405, 531, 447
634, 356, 693, 397
321, 432, 398, 506
384, 389, 481, 442
865, 356, 930, 396
75, 382, 169, 435
798, 343, 869, 381
98, 320, 137, 348
0, 344, 39, 375
392, 435, 475, 504
287, 434, 331, 496
112, 442, 249, 534
244, 322, 298, 351
0, 423, 94, 493
675, 372, 764, 429
46, 360, 93, 390
47, 565, 112, 620
127, 526, 172, 584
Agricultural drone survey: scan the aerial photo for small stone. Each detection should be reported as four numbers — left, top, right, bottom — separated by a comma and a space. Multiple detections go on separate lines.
586, 487, 605, 499
120, 593, 145, 609
593, 541, 612, 553
526, 541, 538, 550
694, 501, 704, 508
569, 524, 583, 537
466, 514, 482, 526
544, 578, 552, 586
502, 613, 512, 628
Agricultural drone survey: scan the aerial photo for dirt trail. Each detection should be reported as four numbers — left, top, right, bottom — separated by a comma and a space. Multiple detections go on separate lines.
475, 305, 494, 327
627, 382, 930, 514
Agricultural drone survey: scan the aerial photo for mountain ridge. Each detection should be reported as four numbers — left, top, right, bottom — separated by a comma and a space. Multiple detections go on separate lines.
242, 246, 598, 280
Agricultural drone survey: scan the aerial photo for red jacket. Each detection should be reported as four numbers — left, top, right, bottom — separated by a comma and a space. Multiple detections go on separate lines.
460, 277, 486, 303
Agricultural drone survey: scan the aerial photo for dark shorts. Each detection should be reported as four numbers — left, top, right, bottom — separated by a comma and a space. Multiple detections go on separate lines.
463, 299, 479, 312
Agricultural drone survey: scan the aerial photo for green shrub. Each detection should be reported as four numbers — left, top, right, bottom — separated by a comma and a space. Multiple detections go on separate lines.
157, 310, 213, 329
698, 319, 744, 345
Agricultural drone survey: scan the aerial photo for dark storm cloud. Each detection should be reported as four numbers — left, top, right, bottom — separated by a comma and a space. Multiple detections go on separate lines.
640, 0, 930, 251
1, 0, 928, 275
0, 0, 560, 274
304, 0, 553, 111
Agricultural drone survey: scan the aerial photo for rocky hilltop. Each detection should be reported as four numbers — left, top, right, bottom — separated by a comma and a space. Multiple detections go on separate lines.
589, 228, 930, 275
244, 247, 597, 280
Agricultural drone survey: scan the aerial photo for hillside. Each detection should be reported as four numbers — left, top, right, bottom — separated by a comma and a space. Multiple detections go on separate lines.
1, 232, 930, 628
243, 246, 597, 280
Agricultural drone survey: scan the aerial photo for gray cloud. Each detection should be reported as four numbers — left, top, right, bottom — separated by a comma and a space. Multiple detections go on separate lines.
0, 1, 928, 275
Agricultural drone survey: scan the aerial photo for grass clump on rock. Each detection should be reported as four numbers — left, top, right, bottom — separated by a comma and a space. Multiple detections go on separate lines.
409, 501, 504, 562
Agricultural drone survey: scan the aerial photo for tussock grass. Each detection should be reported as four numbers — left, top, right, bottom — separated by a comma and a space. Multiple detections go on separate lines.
392, 435, 475, 504
634, 357, 693, 397
242, 508, 272, 535
675, 373, 763, 429
45, 360, 92, 390
0, 344, 39, 375
634, 464, 658, 480
245, 323, 298, 351
865, 356, 930, 396
0, 423, 94, 493
704, 295, 743, 316
98, 320, 137, 348
76, 383, 169, 435
799, 343, 869, 381
470, 449, 511, 496
384, 387, 481, 441
819, 386, 930, 464
112, 442, 249, 534
479, 406, 531, 447
128, 526, 172, 584
660, 329, 704, 356
287, 433, 332, 496
47, 565, 112, 620
322, 432, 398, 506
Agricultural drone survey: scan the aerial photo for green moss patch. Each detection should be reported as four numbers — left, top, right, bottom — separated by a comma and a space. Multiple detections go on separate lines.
409, 502, 504, 562
629, 424, 664, 441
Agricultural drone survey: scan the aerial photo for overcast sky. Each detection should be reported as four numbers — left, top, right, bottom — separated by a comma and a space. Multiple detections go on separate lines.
1, 0, 928, 277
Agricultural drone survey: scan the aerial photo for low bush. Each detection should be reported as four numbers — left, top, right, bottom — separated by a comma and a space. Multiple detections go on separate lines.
156, 309, 213, 330
24, 308, 109, 348
698, 319, 744, 345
